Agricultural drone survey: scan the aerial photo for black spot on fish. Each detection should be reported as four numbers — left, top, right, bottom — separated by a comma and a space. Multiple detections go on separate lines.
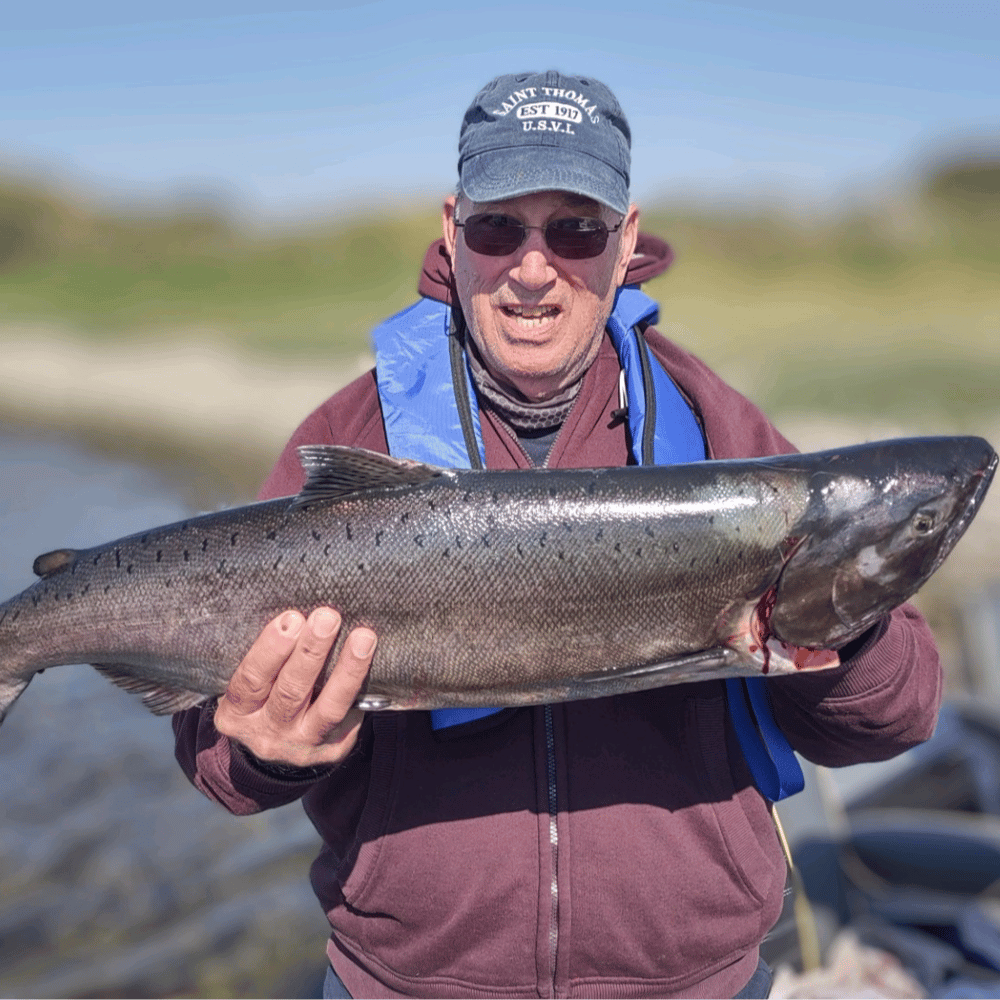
300, 553, 306, 563
82, 584, 90, 595
401, 512, 409, 524
115, 549, 121, 568
201, 539, 209, 552
375, 531, 383, 547
491, 491, 499, 504
273, 556, 282, 570
94, 554, 101, 565
635, 548, 642, 558
540, 532, 547, 546
357, 562, 365, 572
595, 528, 603, 541
219, 559, 227, 572
645, 526, 654, 538
324, 543, 331, 557
346, 524, 353, 540
267, 530, 276, 541
184, 550, 190, 562
232, 532, 240, 546
463, 491, 471, 502
558, 550, 565, 560
156, 550, 162, 562
104, 585, 111, 594
690, 557, 696, 567
615, 542, 622, 554
709, 516, 715, 525
443, 548, 450, 558
455, 536, 463, 548
517, 543, 524, 557
482, 535, 490, 547
126, 565, 133, 574
414, 535, 424, 547
10, 609, 18, 622
549, 487, 558, 497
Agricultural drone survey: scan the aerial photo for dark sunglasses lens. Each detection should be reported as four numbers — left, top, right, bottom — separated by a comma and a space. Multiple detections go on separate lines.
462, 215, 525, 256
544, 217, 610, 259
460, 214, 612, 259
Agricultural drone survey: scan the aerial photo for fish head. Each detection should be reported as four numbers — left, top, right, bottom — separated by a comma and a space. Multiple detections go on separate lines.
770, 436, 997, 649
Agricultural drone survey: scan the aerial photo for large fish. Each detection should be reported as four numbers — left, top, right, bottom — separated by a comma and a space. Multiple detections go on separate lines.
0, 436, 995, 724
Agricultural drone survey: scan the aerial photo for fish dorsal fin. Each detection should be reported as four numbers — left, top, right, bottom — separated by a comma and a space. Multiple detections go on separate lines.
290, 445, 445, 509
33, 548, 78, 578
92, 663, 210, 715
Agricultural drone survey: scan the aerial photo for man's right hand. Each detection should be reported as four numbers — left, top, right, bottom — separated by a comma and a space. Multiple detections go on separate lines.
214, 607, 376, 769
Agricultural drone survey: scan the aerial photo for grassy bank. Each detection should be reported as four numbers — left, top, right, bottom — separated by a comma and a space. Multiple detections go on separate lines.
1, 154, 997, 452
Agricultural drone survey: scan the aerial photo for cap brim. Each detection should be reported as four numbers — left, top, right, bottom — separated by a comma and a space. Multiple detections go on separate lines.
460, 146, 629, 216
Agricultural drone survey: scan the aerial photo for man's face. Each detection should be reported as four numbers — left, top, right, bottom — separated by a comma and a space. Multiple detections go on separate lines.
442, 190, 640, 403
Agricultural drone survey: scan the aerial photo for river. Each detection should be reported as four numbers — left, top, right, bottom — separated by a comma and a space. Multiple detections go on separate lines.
0, 431, 330, 999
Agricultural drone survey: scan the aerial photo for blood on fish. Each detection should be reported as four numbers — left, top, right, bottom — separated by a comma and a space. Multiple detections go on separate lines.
750, 586, 778, 673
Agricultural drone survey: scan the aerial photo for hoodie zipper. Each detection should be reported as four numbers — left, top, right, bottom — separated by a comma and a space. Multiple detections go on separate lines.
544, 703, 559, 996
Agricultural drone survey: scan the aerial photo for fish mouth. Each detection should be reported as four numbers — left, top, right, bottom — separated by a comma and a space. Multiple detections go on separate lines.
926, 447, 998, 579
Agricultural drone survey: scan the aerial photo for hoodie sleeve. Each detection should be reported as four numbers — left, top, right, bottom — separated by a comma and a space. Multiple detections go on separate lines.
644, 326, 944, 767
172, 370, 387, 814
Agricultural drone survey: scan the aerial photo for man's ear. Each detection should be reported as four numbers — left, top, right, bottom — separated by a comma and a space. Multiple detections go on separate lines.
442, 195, 459, 261
614, 204, 641, 286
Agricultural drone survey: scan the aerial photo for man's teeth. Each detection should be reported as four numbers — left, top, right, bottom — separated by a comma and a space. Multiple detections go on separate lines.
503, 305, 559, 326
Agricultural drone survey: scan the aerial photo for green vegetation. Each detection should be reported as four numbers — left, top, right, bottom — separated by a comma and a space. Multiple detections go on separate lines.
1, 154, 998, 424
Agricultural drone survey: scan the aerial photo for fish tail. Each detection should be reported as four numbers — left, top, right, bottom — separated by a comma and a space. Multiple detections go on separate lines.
0, 671, 33, 728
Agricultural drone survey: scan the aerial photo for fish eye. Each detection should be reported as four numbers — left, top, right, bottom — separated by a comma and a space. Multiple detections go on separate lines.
912, 510, 937, 535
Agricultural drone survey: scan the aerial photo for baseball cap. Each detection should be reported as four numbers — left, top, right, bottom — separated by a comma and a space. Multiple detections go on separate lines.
457, 70, 631, 215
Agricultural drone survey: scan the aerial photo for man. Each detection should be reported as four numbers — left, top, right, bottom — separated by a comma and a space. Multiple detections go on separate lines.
174, 71, 942, 999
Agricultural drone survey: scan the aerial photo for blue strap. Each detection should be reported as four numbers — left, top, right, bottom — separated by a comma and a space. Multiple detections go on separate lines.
724, 679, 805, 801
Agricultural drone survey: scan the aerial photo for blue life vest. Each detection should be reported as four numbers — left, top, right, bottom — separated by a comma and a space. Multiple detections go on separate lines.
371, 288, 804, 801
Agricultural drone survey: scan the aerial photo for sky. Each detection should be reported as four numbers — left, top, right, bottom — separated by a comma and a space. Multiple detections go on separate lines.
2, 0, 998, 218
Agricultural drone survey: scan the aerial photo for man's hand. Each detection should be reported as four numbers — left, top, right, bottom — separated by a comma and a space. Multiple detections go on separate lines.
214, 607, 376, 769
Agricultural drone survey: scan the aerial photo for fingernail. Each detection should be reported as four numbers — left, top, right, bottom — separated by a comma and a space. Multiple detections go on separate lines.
278, 611, 304, 636
351, 631, 377, 658
311, 608, 340, 638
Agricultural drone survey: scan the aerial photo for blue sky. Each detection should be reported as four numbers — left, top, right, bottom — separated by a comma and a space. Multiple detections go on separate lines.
2, 0, 997, 217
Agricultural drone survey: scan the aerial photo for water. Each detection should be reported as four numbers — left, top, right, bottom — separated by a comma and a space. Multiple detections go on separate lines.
0, 431, 329, 999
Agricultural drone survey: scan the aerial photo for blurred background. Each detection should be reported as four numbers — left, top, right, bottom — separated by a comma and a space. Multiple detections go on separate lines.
1, 1, 998, 996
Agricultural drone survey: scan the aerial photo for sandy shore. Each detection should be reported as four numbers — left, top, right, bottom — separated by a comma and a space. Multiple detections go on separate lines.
1, 325, 374, 501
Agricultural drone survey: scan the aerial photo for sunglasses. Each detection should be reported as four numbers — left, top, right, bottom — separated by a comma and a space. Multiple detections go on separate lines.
455, 213, 623, 260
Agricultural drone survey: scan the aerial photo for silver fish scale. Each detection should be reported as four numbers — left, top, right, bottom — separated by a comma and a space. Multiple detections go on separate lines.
0, 463, 809, 711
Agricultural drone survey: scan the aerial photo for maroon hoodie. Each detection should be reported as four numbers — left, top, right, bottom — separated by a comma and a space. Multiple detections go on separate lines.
174, 235, 941, 999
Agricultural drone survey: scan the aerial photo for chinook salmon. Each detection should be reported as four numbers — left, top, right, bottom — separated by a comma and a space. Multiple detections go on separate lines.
0, 436, 994, 723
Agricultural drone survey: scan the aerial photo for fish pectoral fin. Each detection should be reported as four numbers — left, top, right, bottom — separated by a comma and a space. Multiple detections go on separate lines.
289, 445, 445, 509
92, 664, 210, 715
581, 648, 743, 685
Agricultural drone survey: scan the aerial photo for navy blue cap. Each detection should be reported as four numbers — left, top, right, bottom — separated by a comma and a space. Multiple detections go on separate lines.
458, 70, 631, 215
